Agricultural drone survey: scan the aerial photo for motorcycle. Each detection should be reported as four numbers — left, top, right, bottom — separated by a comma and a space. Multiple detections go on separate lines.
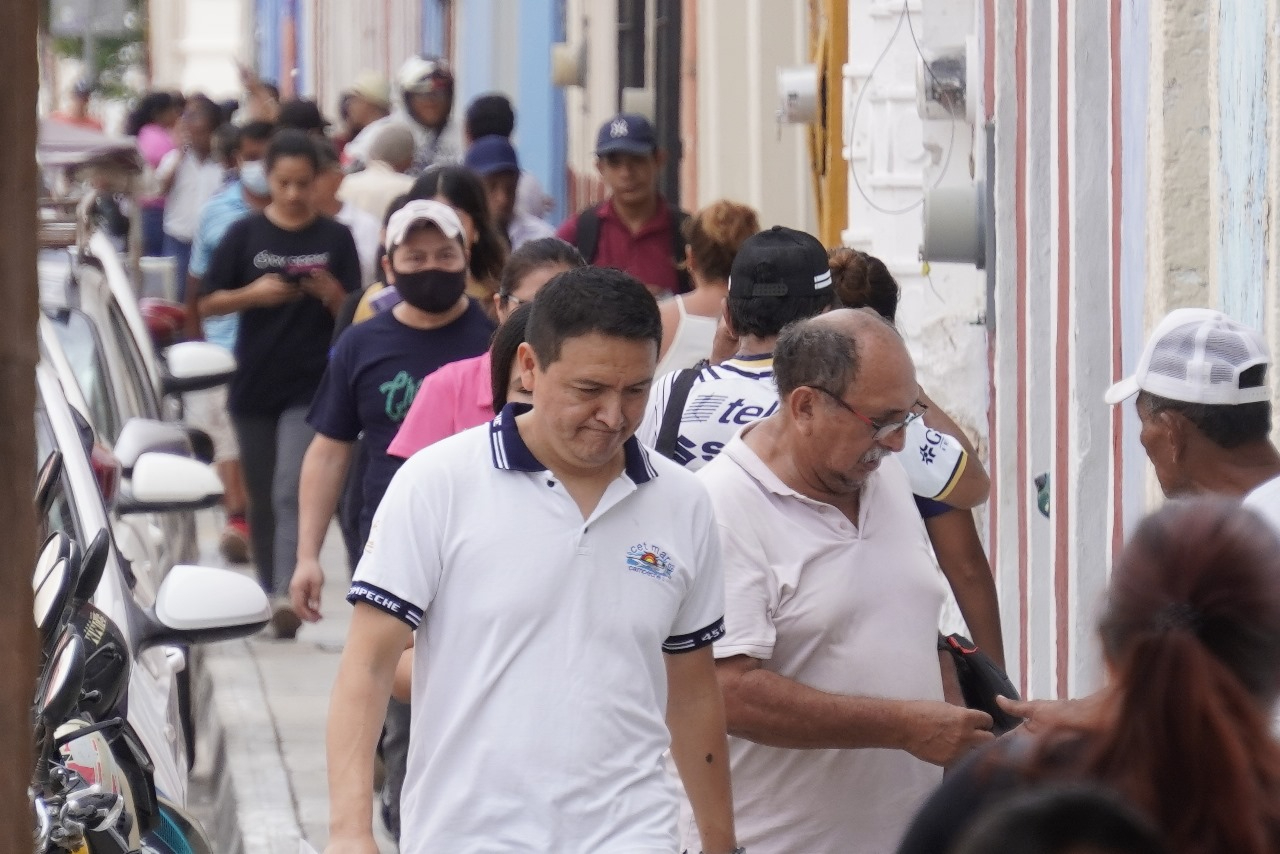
31, 478, 217, 854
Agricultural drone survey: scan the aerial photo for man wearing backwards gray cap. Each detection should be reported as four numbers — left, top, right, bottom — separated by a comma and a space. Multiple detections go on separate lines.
1105, 306, 1280, 531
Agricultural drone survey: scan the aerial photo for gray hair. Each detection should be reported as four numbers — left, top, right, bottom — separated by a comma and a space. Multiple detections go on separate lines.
368, 122, 416, 168
773, 319, 860, 399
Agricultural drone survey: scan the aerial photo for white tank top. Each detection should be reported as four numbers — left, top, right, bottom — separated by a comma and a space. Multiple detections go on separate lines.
655, 298, 718, 377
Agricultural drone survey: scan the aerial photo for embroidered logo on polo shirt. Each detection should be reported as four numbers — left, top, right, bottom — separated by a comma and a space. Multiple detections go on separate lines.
626, 543, 677, 581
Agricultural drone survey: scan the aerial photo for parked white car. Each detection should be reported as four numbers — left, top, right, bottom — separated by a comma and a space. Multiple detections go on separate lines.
35, 361, 268, 806
38, 241, 234, 581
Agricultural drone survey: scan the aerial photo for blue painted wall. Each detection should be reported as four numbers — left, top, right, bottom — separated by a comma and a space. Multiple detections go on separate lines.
1216, 2, 1269, 327
253, 0, 305, 94
254, 0, 283, 89
422, 0, 448, 57
517, 0, 568, 223
294, 0, 310, 95
453, 0, 568, 223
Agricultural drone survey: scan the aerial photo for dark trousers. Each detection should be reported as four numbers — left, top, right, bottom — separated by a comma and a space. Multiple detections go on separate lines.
231, 406, 314, 597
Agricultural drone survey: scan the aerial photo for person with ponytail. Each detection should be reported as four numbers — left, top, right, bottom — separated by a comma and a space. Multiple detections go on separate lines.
897, 498, 1280, 854
655, 199, 759, 376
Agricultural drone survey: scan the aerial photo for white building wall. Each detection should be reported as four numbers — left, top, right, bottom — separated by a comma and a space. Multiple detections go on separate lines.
843, 0, 988, 456
303, 0, 422, 119
692, 0, 813, 230
149, 0, 248, 98
561, 0, 813, 227
983, 0, 1128, 697
562, 1, 621, 210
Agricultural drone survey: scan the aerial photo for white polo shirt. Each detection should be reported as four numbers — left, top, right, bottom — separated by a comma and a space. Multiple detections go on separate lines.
350, 403, 726, 853
683, 428, 946, 854
1244, 474, 1280, 536
637, 354, 968, 502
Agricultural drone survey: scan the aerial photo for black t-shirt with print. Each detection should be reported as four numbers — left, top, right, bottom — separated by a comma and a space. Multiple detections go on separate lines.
203, 212, 362, 415
307, 302, 494, 538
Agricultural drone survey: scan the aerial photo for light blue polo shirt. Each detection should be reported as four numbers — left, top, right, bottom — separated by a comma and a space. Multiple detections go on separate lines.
189, 180, 248, 352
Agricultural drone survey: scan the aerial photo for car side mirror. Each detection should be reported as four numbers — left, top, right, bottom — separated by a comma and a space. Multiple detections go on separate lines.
35, 450, 64, 518
116, 452, 223, 515
33, 532, 75, 647
115, 417, 215, 468
160, 341, 236, 396
72, 528, 111, 605
136, 565, 270, 651
113, 418, 194, 471
37, 628, 85, 729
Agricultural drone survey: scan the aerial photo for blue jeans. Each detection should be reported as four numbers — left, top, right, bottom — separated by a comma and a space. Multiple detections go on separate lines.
162, 233, 193, 300
141, 205, 165, 257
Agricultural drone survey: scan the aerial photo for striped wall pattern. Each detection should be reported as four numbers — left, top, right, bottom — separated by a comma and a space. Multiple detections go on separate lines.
987, 0, 1132, 699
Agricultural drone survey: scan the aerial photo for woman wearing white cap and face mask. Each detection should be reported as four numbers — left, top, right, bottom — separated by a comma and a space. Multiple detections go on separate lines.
290, 199, 495, 627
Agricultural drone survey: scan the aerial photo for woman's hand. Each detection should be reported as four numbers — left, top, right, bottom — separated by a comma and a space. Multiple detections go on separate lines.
248, 273, 301, 308
301, 269, 348, 315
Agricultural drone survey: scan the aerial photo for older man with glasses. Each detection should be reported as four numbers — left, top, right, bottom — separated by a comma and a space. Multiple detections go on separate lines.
683, 308, 994, 854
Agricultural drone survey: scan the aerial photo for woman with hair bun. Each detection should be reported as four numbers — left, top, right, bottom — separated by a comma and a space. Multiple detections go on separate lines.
899, 498, 1280, 854
656, 199, 760, 375
828, 246, 900, 318
829, 247, 1003, 663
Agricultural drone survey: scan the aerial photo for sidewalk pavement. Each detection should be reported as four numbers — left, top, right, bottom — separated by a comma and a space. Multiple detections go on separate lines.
188, 511, 396, 853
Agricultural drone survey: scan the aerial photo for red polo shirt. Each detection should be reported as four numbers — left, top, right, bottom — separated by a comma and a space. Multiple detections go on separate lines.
556, 197, 681, 295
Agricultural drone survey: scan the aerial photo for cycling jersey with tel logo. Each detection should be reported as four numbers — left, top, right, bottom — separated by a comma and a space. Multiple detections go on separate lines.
637, 354, 967, 503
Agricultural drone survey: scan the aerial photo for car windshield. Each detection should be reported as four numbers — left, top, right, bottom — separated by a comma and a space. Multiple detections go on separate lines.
34, 405, 81, 544
44, 308, 120, 444
104, 297, 161, 421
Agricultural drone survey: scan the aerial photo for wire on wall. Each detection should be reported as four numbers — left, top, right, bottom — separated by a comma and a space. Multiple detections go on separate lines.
846, 0, 959, 217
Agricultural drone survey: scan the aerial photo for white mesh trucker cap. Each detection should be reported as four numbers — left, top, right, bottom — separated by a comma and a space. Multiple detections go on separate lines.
1105, 308, 1271, 406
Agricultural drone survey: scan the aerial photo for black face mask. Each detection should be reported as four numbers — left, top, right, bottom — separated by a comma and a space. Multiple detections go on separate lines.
393, 268, 467, 314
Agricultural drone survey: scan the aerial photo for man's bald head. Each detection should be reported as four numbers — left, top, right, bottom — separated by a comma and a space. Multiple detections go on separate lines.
774, 308, 913, 400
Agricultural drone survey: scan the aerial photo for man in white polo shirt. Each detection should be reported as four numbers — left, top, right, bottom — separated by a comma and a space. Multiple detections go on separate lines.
1105, 307, 1280, 531
685, 309, 993, 854
325, 267, 740, 854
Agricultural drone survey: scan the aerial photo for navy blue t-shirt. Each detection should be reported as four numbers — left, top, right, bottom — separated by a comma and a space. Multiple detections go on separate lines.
307, 302, 494, 538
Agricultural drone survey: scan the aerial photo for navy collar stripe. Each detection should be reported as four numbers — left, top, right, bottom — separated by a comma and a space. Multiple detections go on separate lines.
489, 402, 656, 485
717, 362, 773, 380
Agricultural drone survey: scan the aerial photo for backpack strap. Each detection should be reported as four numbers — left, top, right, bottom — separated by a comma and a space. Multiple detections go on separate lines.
573, 205, 602, 264
671, 208, 692, 294
654, 359, 707, 462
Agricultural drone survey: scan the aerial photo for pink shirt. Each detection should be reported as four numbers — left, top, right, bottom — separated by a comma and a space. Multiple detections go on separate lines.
387, 352, 493, 459
137, 124, 177, 207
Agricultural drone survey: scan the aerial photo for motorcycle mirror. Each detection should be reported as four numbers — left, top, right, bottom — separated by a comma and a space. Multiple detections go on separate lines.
35, 450, 63, 518
37, 629, 85, 729
33, 532, 74, 644
73, 528, 111, 605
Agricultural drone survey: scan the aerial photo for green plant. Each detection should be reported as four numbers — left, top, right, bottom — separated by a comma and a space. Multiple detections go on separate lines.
42, 0, 147, 98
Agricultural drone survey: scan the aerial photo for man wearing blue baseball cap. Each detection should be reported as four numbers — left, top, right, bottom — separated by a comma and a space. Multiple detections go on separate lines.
464, 134, 555, 251
556, 113, 692, 296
